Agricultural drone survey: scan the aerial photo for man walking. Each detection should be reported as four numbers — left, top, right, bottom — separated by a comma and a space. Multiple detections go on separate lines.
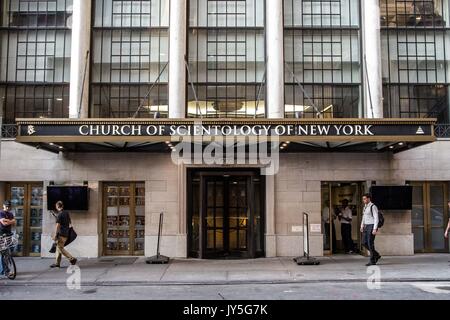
339, 199, 355, 254
50, 201, 77, 268
360, 194, 381, 266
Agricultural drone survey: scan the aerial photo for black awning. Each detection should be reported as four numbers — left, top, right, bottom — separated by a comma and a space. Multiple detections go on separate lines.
14, 118, 436, 153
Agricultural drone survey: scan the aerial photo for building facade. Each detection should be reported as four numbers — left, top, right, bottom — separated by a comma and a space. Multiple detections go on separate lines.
0, 0, 449, 259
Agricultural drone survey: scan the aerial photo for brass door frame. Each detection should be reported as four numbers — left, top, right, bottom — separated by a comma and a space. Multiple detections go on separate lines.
6, 182, 43, 257
103, 182, 144, 256
412, 182, 449, 253
322, 181, 365, 256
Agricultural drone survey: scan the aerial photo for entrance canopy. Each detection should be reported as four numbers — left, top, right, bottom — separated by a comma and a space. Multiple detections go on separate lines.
15, 118, 436, 153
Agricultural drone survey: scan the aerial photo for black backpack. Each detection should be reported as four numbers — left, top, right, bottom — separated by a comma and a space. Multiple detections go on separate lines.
370, 204, 384, 229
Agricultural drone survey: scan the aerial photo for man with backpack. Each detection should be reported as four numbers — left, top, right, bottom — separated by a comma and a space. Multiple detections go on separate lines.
360, 194, 382, 266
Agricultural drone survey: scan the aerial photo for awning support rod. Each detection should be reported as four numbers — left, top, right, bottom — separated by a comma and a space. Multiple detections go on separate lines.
284, 62, 321, 118
133, 61, 169, 119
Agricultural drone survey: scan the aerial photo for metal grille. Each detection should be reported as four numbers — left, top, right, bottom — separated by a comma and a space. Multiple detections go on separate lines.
91, 0, 169, 118
284, 0, 362, 118
435, 124, 450, 138
187, 0, 266, 118
1, 124, 18, 139
381, 0, 450, 123
0, 0, 72, 124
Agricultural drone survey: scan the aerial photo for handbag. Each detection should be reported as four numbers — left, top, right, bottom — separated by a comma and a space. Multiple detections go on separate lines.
49, 242, 57, 253
64, 227, 77, 247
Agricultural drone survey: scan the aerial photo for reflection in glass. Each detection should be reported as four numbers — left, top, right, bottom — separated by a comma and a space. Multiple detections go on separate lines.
413, 228, 425, 251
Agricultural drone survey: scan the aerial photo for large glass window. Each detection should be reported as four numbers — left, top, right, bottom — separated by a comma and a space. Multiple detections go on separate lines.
381, 0, 450, 123
91, 0, 169, 118
187, 0, 266, 118
0, 0, 72, 123
284, 0, 362, 118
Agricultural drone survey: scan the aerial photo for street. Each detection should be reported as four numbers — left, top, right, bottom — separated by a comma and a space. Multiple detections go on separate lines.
1, 281, 450, 300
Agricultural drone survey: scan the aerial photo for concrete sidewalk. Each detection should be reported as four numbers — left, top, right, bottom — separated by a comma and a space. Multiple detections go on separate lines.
2, 254, 450, 286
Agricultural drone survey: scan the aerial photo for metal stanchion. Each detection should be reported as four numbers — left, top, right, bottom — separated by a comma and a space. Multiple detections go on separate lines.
294, 212, 320, 265
146, 212, 170, 264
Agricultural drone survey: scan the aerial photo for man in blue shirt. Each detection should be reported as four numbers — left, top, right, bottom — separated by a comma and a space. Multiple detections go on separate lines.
0, 200, 16, 276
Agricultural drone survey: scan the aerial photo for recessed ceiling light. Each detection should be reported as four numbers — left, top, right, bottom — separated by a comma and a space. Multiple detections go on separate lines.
389, 146, 394, 149
49, 143, 54, 146
398, 142, 404, 146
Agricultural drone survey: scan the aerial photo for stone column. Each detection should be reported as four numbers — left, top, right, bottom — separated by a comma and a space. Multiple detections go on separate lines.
265, 174, 277, 257
69, 0, 91, 119
168, 0, 187, 119
363, 0, 383, 118
266, 0, 285, 118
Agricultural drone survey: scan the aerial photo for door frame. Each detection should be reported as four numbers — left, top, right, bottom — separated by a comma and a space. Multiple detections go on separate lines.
187, 169, 265, 259
322, 181, 365, 256
102, 182, 145, 256
6, 182, 43, 257
411, 181, 449, 253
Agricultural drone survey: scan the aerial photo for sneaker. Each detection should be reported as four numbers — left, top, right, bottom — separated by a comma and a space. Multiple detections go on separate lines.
376, 255, 381, 263
50, 264, 61, 268
70, 258, 77, 266
365, 262, 376, 266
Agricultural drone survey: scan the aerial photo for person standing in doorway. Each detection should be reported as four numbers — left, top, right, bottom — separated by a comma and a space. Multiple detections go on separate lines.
339, 199, 355, 254
50, 201, 77, 268
444, 201, 450, 239
360, 194, 381, 266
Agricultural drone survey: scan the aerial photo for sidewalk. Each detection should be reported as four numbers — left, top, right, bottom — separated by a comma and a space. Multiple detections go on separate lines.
2, 254, 450, 286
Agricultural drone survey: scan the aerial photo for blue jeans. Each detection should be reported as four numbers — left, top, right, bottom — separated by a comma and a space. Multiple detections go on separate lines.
362, 224, 380, 263
0, 252, 4, 275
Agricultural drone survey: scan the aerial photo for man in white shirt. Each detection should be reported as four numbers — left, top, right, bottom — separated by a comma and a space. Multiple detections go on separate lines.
360, 194, 381, 266
338, 199, 355, 254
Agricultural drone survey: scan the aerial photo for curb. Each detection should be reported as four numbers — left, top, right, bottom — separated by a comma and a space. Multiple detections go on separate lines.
2, 278, 450, 287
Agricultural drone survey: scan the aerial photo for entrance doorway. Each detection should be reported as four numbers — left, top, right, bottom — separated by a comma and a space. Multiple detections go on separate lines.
321, 182, 365, 255
411, 182, 449, 253
187, 169, 265, 259
6, 183, 43, 257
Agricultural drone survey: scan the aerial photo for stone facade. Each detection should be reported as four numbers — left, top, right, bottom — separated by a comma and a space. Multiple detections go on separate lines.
1, 139, 449, 258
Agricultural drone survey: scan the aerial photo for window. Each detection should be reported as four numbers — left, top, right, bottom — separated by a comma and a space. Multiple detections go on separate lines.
91, 0, 169, 118
187, 0, 266, 118
284, 0, 362, 118
381, 0, 450, 123
0, 0, 72, 123
380, 0, 449, 27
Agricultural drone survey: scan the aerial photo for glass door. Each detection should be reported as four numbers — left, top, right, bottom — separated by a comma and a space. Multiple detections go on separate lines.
321, 182, 364, 255
29, 185, 43, 256
412, 182, 449, 253
9, 184, 26, 256
104, 182, 145, 256
191, 171, 264, 259
7, 183, 43, 257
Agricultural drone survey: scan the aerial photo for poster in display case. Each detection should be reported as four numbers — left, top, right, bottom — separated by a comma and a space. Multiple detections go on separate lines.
104, 182, 145, 256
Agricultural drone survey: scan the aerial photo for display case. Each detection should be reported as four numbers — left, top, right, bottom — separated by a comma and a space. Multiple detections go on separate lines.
104, 182, 145, 256
7, 183, 43, 257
